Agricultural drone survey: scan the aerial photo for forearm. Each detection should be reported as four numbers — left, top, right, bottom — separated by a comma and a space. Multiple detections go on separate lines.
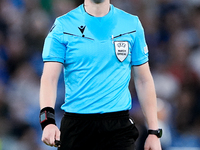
40, 74, 58, 109
135, 76, 158, 129
39, 62, 62, 109
133, 63, 158, 130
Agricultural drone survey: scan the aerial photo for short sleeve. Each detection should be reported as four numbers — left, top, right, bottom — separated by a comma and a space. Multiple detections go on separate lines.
42, 18, 66, 64
131, 17, 148, 66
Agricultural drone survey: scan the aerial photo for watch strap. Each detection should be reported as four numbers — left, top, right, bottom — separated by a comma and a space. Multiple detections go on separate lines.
148, 129, 162, 138
45, 112, 55, 120
39, 107, 56, 130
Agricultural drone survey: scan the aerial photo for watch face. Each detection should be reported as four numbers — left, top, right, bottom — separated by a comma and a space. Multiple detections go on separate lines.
158, 129, 163, 138
40, 111, 47, 123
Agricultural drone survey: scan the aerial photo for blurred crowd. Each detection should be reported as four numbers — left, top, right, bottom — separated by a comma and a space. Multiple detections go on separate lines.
0, 0, 200, 150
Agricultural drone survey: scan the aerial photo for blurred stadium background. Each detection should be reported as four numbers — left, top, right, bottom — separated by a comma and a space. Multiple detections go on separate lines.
0, 0, 200, 149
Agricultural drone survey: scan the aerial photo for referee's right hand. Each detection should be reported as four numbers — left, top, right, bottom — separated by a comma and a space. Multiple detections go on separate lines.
42, 124, 61, 147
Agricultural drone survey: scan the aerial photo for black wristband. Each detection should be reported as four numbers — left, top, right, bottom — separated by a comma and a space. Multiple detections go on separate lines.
40, 107, 56, 130
148, 129, 162, 138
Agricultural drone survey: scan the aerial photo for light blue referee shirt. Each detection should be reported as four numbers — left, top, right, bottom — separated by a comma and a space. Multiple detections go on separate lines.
42, 4, 149, 114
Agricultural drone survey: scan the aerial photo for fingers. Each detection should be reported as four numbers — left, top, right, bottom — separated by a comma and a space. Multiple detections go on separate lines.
41, 124, 61, 147
54, 129, 61, 147
42, 137, 54, 147
42, 132, 55, 147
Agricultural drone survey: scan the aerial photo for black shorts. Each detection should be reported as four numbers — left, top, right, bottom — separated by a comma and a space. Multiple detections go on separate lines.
58, 110, 139, 150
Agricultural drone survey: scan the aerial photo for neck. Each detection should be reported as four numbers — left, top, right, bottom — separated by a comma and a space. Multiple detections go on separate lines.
84, 0, 110, 17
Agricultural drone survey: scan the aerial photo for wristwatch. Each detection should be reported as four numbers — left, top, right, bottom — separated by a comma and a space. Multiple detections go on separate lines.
40, 111, 55, 123
148, 129, 162, 138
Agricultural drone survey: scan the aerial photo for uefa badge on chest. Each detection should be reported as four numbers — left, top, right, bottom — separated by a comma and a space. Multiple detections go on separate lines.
114, 41, 129, 62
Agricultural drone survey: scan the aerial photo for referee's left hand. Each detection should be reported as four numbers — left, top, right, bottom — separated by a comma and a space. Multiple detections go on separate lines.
144, 134, 162, 150
41, 124, 61, 147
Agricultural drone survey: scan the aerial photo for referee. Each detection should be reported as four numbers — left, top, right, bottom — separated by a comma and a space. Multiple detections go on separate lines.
39, 0, 162, 149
